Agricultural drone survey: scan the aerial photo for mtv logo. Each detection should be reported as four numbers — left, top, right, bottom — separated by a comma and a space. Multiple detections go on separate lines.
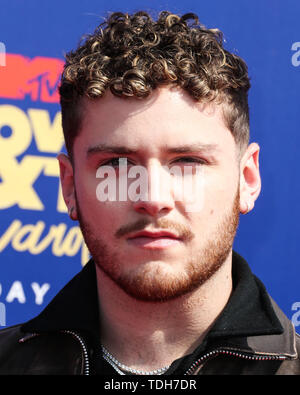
0, 303, 6, 326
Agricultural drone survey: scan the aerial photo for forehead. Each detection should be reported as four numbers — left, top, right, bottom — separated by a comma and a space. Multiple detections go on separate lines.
75, 87, 235, 154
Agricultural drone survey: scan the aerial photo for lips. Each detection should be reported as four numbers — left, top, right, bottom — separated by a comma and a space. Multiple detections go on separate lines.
127, 230, 180, 240
127, 230, 182, 249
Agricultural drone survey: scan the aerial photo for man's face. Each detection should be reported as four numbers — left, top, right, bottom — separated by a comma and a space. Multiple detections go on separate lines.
68, 87, 241, 302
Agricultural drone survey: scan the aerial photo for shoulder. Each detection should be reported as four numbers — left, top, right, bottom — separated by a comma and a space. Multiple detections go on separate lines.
295, 332, 300, 361
0, 324, 24, 350
0, 325, 87, 375
0, 324, 26, 374
275, 332, 300, 375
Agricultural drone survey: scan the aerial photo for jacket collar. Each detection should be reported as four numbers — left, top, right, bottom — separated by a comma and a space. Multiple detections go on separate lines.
206, 252, 297, 358
22, 259, 100, 338
21, 251, 297, 358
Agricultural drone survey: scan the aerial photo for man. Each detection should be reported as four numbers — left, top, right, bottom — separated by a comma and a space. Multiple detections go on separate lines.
0, 11, 299, 375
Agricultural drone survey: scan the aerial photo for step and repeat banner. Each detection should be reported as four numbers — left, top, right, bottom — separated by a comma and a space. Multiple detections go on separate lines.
0, 0, 299, 331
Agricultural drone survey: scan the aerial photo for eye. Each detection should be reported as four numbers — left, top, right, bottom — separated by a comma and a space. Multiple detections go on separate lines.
101, 158, 122, 167
99, 157, 133, 168
172, 156, 207, 165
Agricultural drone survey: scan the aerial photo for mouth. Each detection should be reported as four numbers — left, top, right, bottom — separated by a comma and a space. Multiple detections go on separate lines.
127, 230, 182, 250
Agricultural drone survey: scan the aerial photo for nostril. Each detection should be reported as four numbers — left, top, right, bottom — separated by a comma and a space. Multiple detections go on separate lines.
133, 199, 174, 217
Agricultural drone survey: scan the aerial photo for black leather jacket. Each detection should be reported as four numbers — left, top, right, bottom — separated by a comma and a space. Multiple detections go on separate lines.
0, 252, 299, 375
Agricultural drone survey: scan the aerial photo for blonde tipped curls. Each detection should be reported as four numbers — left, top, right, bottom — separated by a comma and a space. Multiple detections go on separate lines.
59, 10, 250, 156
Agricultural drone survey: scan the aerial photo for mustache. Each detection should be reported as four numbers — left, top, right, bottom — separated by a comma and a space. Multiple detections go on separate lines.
115, 217, 194, 241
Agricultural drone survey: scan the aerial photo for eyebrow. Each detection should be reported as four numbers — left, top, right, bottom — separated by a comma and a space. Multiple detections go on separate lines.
86, 142, 219, 157
164, 143, 219, 154
87, 144, 138, 157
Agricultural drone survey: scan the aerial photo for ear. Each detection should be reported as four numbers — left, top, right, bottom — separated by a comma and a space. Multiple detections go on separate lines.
57, 153, 78, 220
239, 143, 261, 214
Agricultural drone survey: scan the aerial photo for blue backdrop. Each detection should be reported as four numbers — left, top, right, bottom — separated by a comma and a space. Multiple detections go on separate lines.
0, 0, 299, 332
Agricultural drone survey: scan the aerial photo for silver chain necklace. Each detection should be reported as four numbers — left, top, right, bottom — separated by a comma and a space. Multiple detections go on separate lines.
101, 345, 170, 375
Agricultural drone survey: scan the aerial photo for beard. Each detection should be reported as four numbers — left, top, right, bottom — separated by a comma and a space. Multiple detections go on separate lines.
76, 188, 240, 303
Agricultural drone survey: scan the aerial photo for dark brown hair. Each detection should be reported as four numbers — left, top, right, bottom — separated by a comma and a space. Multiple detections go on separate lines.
59, 11, 250, 157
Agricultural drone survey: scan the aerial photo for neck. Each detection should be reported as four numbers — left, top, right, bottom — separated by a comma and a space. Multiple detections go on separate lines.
96, 251, 233, 371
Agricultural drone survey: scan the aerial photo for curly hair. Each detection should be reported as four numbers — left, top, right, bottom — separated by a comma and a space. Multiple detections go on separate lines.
59, 11, 251, 157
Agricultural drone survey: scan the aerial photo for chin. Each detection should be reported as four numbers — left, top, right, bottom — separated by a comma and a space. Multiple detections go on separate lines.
101, 258, 219, 303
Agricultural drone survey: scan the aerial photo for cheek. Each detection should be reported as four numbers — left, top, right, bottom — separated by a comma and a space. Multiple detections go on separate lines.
86, 200, 127, 225
75, 166, 98, 199
75, 166, 135, 223
184, 172, 238, 219
86, 199, 130, 234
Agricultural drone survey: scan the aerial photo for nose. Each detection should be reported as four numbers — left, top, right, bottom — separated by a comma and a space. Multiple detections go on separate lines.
132, 163, 175, 217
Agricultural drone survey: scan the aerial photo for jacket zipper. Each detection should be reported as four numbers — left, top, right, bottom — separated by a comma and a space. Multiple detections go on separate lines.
19, 330, 90, 375
19, 334, 289, 376
62, 330, 90, 375
184, 348, 288, 375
